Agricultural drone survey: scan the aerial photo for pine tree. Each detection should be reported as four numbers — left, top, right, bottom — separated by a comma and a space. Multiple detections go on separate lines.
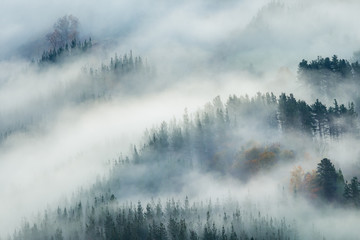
189, 230, 199, 240
221, 226, 228, 240
316, 158, 338, 201
157, 222, 168, 240
311, 100, 328, 138
85, 207, 96, 240
168, 217, 179, 240
179, 219, 187, 240
104, 210, 117, 240
229, 224, 238, 240
54, 228, 64, 240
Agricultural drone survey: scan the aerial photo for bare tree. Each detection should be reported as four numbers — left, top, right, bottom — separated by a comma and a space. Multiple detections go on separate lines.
46, 15, 79, 48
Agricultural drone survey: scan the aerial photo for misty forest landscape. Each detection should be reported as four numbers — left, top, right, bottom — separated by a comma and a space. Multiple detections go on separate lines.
2, 0, 360, 239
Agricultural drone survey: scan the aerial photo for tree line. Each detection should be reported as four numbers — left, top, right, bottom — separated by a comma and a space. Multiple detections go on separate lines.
39, 38, 93, 64
298, 55, 360, 95
135, 93, 357, 169
278, 93, 357, 139
11, 196, 298, 240
86, 51, 151, 79
78, 52, 153, 101
8, 93, 358, 240
298, 55, 360, 113
103, 93, 357, 187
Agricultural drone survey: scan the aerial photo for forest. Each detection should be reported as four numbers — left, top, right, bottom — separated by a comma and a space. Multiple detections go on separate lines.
298, 55, 360, 113
2, 1, 360, 240
6, 90, 360, 239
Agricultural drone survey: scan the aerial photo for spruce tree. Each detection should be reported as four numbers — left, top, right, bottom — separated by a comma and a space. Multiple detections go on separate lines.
316, 158, 338, 201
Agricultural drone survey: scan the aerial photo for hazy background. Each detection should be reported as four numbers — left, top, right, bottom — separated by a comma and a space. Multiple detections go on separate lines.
1, 0, 360, 238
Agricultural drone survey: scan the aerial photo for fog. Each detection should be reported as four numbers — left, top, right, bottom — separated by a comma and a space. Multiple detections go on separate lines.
1, 0, 360, 239
0, 59, 269, 234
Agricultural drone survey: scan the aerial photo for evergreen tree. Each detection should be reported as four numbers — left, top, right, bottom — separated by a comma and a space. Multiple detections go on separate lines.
229, 225, 238, 240
344, 177, 360, 206
316, 158, 338, 201
179, 219, 187, 240
104, 210, 117, 240
54, 228, 64, 240
85, 207, 96, 239
311, 100, 328, 138
221, 226, 228, 240
189, 230, 199, 240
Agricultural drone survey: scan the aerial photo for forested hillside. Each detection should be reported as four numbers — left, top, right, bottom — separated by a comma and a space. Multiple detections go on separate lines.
2, 1, 360, 240
8, 91, 360, 240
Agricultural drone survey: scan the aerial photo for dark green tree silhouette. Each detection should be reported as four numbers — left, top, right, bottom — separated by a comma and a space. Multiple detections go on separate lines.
316, 158, 338, 201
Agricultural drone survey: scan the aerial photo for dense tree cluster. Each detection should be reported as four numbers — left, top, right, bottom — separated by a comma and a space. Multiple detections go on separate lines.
126, 94, 298, 181
78, 52, 153, 101
97, 93, 357, 193
137, 93, 357, 170
278, 94, 357, 139
99, 51, 146, 76
298, 55, 360, 95
298, 55, 360, 114
105, 93, 358, 186
39, 38, 92, 64
290, 158, 360, 205
87, 51, 151, 80
343, 177, 360, 207
12, 196, 298, 240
